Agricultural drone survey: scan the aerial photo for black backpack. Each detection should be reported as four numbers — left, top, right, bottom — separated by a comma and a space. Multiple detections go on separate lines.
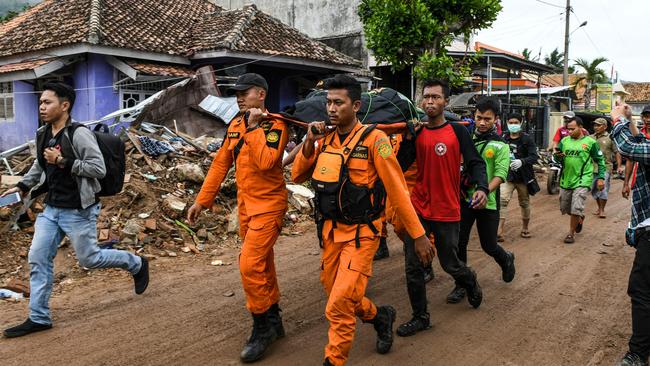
70, 123, 126, 196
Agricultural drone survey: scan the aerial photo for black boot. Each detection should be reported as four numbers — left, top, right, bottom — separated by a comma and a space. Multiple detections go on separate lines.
240, 312, 278, 363
267, 303, 285, 338
396, 314, 431, 337
466, 270, 483, 309
423, 264, 435, 284
374, 237, 389, 260
446, 286, 466, 304
323, 358, 334, 366
501, 251, 516, 283
366, 305, 396, 354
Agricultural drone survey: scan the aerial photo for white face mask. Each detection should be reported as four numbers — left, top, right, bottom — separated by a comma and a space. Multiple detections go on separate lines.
507, 123, 522, 133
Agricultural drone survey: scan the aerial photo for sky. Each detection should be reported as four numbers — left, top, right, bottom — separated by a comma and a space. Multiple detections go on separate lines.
476, 0, 649, 82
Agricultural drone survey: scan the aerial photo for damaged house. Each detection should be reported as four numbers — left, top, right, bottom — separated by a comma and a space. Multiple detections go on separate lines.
0, 0, 362, 151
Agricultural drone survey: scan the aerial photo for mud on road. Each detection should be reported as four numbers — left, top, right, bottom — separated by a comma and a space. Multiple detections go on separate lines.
0, 179, 636, 366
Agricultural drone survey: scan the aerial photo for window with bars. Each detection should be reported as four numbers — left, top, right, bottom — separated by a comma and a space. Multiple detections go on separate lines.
115, 72, 178, 122
0, 82, 14, 121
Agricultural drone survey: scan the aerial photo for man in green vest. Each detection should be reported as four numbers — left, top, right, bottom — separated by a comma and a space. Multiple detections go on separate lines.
556, 117, 606, 244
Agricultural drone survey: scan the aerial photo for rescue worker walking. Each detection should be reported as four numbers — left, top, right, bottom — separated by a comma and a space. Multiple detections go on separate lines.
451, 97, 516, 304
291, 75, 432, 366
497, 113, 539, 241
187, 73, 288, 363
376, 133, 435, 284
396, 79, 488, 337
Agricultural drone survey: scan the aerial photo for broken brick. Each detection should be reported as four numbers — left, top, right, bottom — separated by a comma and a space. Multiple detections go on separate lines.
145, 219, 157, 232
98, 229, 110, 241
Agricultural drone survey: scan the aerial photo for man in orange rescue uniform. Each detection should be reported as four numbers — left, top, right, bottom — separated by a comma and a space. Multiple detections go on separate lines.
291, 74, 433, 366
187, 73, 288, 363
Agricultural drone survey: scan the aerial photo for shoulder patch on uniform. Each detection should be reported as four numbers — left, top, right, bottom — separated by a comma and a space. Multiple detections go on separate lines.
266, 129, 282, 149
350, 145, 369, 159
377, 142, 393, 159
228, 131, 240, 139
374, 136, 389, 147
485, 148, 495, 158
260, 121, 272, 131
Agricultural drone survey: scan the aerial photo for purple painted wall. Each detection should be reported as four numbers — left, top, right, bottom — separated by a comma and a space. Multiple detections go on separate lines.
72, 54, 119, 123
0, 81, 38, 152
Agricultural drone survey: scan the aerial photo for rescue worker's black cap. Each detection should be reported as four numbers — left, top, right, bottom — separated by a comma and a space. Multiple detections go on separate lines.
227, 73, 268, 96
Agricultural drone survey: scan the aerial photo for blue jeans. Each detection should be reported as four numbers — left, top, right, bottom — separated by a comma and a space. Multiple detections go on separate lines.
28, 203, 142, 324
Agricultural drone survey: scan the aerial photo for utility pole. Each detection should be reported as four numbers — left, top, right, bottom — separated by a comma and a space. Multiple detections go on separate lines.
562, 0, 571, 86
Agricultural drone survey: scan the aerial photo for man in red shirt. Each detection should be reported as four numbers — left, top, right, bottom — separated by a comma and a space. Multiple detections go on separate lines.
395, 79, 489, 337
550, 111, 588, 151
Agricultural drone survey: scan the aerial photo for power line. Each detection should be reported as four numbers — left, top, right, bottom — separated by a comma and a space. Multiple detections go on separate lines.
535, 0, 565, 9
483, 12, 564, 39
570, 10, 605, 56
10, 53, 283, 95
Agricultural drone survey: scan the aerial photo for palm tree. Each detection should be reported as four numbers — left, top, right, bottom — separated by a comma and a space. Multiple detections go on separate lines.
520, 48, 540, 62
544, 48, 564, 69
573, 57, 609, 110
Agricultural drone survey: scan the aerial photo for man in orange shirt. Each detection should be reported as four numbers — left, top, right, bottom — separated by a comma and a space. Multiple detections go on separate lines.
187, 73, 288, 363
292, 75, 433, 366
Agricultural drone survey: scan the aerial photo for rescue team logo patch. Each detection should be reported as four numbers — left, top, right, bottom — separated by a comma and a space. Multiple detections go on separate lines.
377, 143, 393, 159
228, 132, 240, 139
351, 146, 369, 159
581, 143, 588, 150
435, 142, 447, 156
485, 148, 495, 158
265, 129, 282, 149
267, 132, 279, 143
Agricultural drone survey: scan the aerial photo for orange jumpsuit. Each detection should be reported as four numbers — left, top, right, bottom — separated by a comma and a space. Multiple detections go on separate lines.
292, 122, 425, 366
196, 113, 288, 314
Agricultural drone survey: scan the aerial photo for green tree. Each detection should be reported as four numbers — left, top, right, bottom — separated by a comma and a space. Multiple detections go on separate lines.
0, 4, 31, 24
543, 48, 575, 73
544, 48, 563, 69
519, 48, 539, 62
358, 0, 502, 93
573, 57, 609, 110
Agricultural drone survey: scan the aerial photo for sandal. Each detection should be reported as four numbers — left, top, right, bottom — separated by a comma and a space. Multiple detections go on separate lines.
520, 231, 532, 238
575, 217, 584, 233
564, 234, 575, 244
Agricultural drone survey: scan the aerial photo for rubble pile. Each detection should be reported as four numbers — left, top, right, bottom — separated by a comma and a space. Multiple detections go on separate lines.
0, 123, 315, 292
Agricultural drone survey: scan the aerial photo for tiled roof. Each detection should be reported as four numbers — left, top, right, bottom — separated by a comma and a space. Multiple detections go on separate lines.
124, 59, 194, 78
189, 5, 361, 66
623, 82, 650, 103
0, 59, 54, 74
0, 1, 361, 68
0, 0, 91, 57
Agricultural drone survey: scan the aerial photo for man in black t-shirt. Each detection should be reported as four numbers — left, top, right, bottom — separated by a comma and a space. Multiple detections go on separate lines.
1, 82, 149, 339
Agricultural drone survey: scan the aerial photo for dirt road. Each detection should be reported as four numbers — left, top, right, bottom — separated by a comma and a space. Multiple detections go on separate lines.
0, 179, 637, 366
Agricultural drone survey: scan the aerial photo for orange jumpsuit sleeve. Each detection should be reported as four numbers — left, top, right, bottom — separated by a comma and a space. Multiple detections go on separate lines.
244, 120, 288, 171
291, 138, 322, 183
371, 132, 425, 240
195, 131, 234, 208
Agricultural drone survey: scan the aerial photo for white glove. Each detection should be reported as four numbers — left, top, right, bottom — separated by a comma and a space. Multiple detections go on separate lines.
510, 159, 523, 171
